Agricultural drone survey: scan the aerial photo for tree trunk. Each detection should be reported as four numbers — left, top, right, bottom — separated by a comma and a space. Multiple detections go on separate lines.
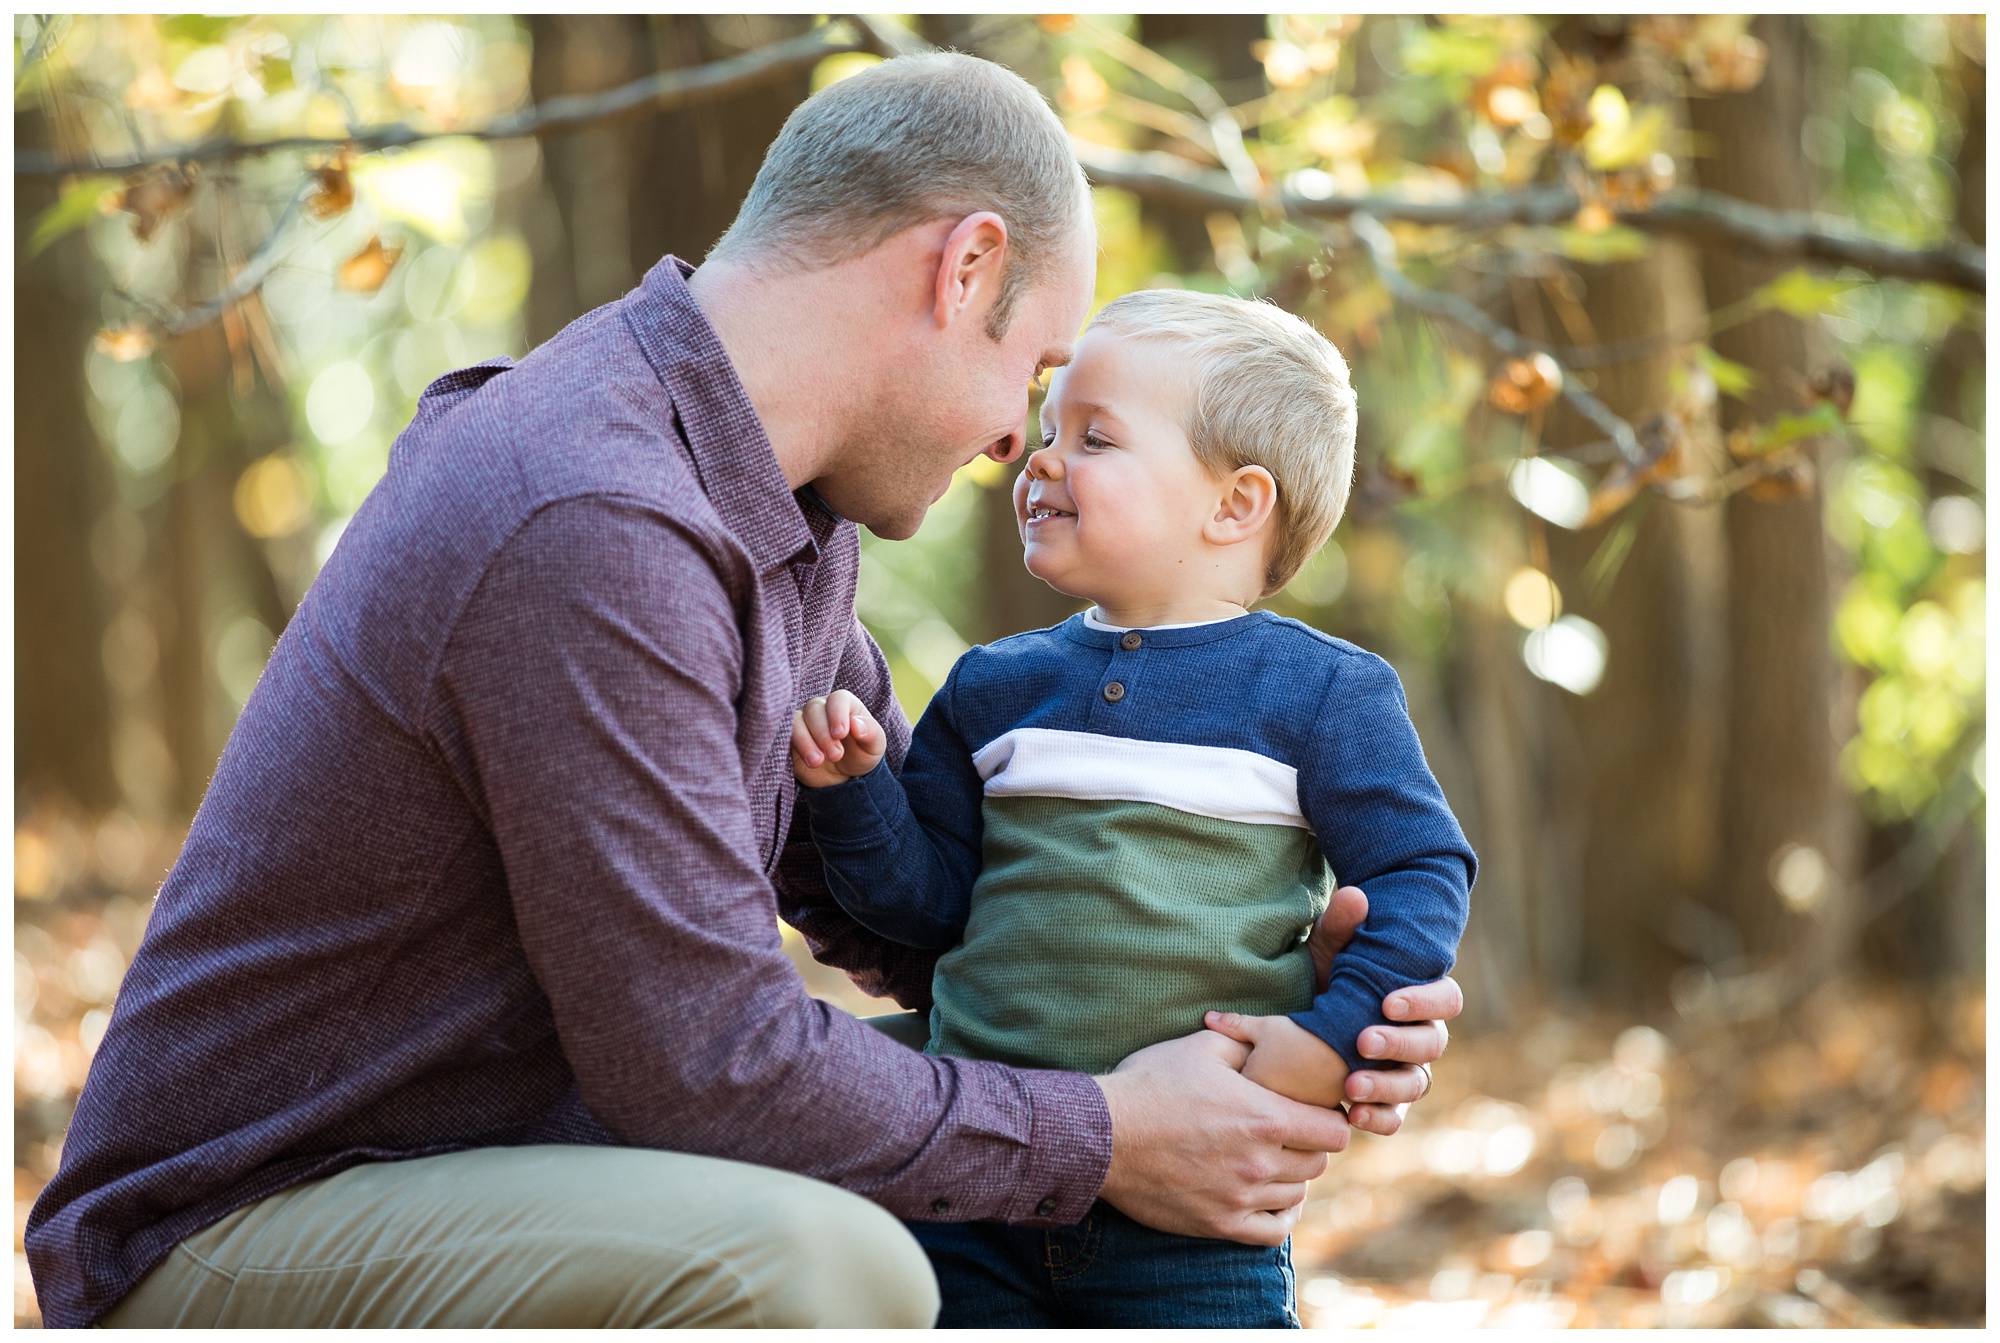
525, 15, 816, 343
15, 115, 117, 810
1687, 17, 1852, 974
1544, 18, 1727, 1004
1906, 32, 1986, 978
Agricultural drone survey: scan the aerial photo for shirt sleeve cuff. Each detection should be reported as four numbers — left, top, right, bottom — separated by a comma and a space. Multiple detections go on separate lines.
1290, 973, 1389, 1076
796, 762, 903, 847
1001, 1068, 1113, 1226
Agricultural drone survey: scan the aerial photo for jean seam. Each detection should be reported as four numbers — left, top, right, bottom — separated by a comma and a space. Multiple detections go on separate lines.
1044, 1213, 1102, 1285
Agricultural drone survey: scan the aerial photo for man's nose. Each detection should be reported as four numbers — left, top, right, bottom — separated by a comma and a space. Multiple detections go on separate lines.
984, 428, 1026, 465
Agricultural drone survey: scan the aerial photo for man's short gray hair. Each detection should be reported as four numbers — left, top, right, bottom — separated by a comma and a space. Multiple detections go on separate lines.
710, 52, 1092, 337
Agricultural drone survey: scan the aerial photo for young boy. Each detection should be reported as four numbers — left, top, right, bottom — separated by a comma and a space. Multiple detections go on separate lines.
790, 289, 1476, 1328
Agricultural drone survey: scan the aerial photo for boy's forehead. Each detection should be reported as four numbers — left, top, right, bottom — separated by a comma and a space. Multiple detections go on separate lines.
1051, 328, 1183, 402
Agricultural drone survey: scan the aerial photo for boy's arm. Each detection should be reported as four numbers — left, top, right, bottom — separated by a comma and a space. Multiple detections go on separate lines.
795, 656, 986, 950
1290, 651, 1477, 1074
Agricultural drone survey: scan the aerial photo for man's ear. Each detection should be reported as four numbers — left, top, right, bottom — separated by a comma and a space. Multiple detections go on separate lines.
933, 212, 1010, 331
1205, 464, 1279, 546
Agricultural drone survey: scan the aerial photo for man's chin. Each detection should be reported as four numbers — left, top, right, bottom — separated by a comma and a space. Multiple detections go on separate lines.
862, 502, 931, 542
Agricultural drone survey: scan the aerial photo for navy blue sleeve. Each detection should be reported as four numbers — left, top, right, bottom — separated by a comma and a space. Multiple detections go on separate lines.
796, 655, 986, 950
1290, 650, 1476, 1073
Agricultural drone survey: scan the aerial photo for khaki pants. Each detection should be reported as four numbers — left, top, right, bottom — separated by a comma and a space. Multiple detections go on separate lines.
101, 1142, 940, 1328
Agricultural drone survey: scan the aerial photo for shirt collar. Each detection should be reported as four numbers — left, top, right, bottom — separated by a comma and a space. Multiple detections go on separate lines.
622, 255, 821, 572
1061, 608, 1277, 649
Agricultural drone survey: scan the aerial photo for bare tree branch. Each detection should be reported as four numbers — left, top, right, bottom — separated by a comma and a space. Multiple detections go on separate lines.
15, 22, 863, 176
159, 180, 315, 337
1076, 141, 1987, 294
1345, 212, 1648, 466
848, 12, 930, 58
109, 178, 317, 339
1076, 18, 1266, 204
14, 14, 69, 94
23, 19, 1973, 295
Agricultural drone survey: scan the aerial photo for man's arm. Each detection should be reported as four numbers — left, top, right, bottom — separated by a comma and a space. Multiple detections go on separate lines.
429, 497, 1108, 1224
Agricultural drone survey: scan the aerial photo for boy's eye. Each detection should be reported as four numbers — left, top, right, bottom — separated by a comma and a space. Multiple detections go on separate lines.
1082, 431, 1111, 450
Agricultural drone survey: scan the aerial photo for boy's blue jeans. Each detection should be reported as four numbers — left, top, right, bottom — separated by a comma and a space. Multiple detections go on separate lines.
910, 1201, 1299, 1328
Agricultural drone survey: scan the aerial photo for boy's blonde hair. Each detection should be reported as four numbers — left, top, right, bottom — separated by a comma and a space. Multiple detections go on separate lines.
1087, 289, 1357, 595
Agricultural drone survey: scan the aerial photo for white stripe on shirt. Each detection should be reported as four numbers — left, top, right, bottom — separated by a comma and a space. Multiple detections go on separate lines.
970, 727, 1309, 830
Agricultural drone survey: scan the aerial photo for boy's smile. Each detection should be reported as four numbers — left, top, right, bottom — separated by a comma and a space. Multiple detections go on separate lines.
1014, 327, 1276, 628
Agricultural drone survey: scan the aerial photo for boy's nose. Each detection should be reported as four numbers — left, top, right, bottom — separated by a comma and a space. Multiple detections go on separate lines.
1024, 447, 1063, 481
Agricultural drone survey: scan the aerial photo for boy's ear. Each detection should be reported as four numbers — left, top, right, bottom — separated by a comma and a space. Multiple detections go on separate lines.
1205, 465, 1279, 546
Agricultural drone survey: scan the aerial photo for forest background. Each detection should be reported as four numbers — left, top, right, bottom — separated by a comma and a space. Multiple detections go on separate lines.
11, 13, 1986, 1329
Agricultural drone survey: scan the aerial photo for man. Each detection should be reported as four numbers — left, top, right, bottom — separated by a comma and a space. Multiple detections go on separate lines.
30, 53, 1458, 1328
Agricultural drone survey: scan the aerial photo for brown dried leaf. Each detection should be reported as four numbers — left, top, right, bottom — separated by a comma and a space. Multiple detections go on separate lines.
1602, 173, 1654, 211
1541, 54, 1597, 146
115, 164, 198, 243
1690, 33, 1769, 93
1489, 353, 1564, 416
1584, 413, 1682, 526
1573, 199, 1616, 234
1472, 54, 1538, 126
307, 148, 356, 220
1810, 363, 1856, 417
1744, 456, 1815, 502
337, 236, 403, 294
93, 325, 154, 362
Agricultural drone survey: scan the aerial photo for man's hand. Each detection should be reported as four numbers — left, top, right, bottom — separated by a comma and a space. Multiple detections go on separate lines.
1308, 885, 1462, 1136
1202, 1011, 1349, 1109
790, 691, 887, 789
1094, 1030, 1351, 1246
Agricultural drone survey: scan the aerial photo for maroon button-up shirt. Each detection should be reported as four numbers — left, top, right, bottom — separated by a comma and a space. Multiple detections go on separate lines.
27, 256, 1113, 1328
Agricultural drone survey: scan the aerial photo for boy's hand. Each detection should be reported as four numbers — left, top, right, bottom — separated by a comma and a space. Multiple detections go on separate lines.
790, 690, 886, 789
1203, 1011, 1351, 1110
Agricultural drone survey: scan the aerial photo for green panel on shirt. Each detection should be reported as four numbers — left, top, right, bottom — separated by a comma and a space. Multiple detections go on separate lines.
927, 795, 1333, 1075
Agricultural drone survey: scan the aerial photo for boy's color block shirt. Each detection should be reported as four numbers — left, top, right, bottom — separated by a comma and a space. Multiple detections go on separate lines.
800, 609, 1476, 1075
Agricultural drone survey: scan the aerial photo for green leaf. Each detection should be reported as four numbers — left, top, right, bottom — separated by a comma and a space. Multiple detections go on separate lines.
160, 15, 238, 44
1400, 27, 1499, 85
1755, 267, 1864, 318
1554, 224, 1652, 264
1584, 511, 1642, 602
257, 55, 295, 94
1761, 402, 1845, 449
25, 176, 119, 260
1695, 344, 1757, 399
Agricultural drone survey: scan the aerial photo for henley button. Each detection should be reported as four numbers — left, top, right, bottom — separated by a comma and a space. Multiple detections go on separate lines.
1103, 681, 1126, 703
1120, 631, 1143, 651
1036, 1196, 1059, 1217
931, 1197, 951, 1215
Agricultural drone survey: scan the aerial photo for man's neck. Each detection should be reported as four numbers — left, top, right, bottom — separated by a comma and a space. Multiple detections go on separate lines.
685, 256, 870, 491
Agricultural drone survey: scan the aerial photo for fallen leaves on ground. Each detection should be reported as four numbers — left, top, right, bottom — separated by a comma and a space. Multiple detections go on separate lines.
13, 802, 1987, 1329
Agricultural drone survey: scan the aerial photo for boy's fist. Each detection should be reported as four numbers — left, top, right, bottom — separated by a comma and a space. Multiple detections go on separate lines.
1203, 1010, 1351, 1110
791, 690, 886, 789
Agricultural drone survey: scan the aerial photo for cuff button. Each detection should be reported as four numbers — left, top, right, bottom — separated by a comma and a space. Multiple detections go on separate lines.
1035, 1196, 1058, 1217
931, 1197, 951, 1215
